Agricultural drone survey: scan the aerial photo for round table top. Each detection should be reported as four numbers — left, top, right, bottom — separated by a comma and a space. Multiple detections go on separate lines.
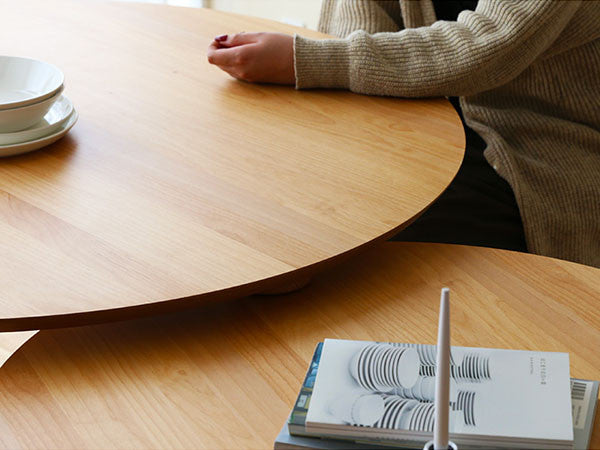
0, 242, 598, 448
0, 0, 464, 331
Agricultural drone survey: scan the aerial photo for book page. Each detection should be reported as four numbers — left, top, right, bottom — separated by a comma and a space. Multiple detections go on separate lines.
306, 339, 573, 442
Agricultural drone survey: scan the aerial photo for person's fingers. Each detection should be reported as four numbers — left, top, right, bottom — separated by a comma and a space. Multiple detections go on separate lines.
206, 50, 250, 80
208, 40, 221, 53
207, 45, 240, 67
207, 40, 221, 64
218, 32, 260, 48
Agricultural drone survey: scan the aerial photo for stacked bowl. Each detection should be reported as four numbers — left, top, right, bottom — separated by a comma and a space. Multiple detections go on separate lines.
0, 56, 78, 157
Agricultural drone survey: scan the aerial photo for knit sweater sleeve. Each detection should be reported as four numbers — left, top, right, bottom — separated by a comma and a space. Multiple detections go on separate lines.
318, 0, 403, 38
295, 0, 581, 97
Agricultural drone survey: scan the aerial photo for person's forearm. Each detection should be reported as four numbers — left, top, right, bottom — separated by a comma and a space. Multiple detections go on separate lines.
296, 0, 581, 97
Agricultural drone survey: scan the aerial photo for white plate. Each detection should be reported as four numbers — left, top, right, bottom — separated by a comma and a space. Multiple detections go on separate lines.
391, 399, 411, 429
398, 400, 419, 430
0, 95, 73, 145
356, 345, 371, 389
388, 399, 407, 429
0, 56, 64, 110
362, 344, 379, 390
424, 403, 435, 432
418, 404, 433, 431
374, 396, 394, 428
388, 347, 404, 386
0, 109, 78, 157
377, 346, 392, 387
396, 347, 420, 389
466, 354, 473, 380
371, 345, 390, 391
426, 345, 436, 365
382, 398, 402, 429
380, 347, 394, 386
349, 345, 366, 384
370, 346, 382, 387
407, 403, 422, 430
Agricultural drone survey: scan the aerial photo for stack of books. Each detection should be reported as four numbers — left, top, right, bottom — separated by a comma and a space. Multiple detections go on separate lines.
276, 339, 598, 449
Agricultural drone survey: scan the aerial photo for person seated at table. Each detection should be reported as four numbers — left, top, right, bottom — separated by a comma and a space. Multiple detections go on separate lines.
207, 0, 600, 268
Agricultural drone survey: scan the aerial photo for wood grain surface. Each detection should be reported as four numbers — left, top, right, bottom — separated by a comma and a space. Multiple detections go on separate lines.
0, 242, 598, 449
0, 331, 37, 368
0, 1, 464, 331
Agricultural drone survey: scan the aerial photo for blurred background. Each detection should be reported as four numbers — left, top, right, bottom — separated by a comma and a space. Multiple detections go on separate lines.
114, 0, 321, 29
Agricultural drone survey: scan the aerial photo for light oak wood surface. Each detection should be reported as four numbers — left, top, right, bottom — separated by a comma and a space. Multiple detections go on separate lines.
0, 331, 37, 369
0, 242, 598, 449
0, 0, 464, 331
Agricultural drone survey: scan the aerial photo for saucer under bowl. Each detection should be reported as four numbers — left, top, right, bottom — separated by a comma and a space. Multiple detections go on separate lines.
0, 95, 74, 145
0, 108, 78, 157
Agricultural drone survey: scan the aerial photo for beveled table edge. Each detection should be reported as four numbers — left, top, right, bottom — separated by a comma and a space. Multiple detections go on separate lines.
0, 203, 449, 332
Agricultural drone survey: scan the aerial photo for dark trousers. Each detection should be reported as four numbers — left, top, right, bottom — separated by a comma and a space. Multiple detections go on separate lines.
391, 97, 528, 252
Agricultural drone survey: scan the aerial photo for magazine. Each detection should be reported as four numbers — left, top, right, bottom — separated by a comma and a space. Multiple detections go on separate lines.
287, 339, 581, 449
277, 378, 599, 450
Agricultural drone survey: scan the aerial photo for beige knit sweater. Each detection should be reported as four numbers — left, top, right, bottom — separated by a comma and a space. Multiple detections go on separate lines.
294, 0, 600, 267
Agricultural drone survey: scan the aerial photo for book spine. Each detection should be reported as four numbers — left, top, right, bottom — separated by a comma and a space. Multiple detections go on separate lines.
289, 342, 323, 429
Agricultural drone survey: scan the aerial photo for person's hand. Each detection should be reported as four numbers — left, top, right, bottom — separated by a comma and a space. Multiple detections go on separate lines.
207, 32, 295, 85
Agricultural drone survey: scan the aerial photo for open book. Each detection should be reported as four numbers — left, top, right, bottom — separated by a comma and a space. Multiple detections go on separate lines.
284, 339, 595, 449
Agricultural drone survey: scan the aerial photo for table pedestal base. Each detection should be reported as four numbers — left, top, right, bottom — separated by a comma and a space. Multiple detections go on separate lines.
258, 273, 312, 295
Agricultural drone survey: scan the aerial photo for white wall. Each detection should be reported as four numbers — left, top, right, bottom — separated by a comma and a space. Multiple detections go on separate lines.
106, 0, 322, 30
112, 0, 206, 6
207, 0, 322, 29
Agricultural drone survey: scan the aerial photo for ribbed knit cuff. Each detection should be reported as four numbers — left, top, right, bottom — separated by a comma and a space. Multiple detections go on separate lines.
294, 34, 351, 90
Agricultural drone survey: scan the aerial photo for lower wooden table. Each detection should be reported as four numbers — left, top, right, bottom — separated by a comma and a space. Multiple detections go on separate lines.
1, 242, 598, 448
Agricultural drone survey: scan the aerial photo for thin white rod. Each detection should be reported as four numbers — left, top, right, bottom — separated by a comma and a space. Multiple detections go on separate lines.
434, 287, 450, 450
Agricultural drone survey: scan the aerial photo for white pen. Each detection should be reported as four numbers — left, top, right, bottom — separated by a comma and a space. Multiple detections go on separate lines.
425, 287, 457, 450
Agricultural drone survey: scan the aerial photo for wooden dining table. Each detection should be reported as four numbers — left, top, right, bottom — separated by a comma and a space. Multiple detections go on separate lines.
0, 0, 464, 331
0, 241, 598, 449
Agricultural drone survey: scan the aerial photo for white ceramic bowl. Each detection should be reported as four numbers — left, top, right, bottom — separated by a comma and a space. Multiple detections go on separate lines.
0, 85, 64, 133
0, 95, 74, 145
0, 56, 64, 110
